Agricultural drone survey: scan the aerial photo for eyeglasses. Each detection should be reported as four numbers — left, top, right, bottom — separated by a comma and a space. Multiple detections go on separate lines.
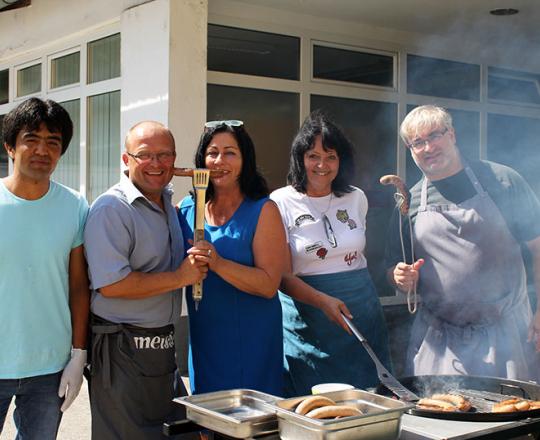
204, 120, 244, 129
322, 214, 338, 248
407, 129, 448, 152
126, 151, 176, 163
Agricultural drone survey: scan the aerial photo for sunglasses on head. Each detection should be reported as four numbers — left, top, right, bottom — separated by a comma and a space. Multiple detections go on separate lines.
204, 120, 244, 129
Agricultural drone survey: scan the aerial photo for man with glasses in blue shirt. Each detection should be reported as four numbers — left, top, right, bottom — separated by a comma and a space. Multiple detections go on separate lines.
84, 121, 209, 439
386, 105, 540, 382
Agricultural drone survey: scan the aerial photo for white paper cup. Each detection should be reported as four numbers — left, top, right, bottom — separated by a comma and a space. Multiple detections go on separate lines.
311, 383, 354, 394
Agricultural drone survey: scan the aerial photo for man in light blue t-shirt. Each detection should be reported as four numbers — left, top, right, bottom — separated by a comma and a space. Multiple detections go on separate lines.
0, 98, 90, 439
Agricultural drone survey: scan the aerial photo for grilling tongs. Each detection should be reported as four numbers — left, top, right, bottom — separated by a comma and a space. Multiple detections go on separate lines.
341, 313, 419, 402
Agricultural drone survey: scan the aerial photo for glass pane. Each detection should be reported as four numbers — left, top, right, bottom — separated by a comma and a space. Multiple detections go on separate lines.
488, 67, 540, 105
51, 52, 80, 88
311, 95, 397, 297
313, 45, 393, 87
208, 24, 299, 80
407, 54, 480, 101
207, 85, 299, 191
487, 113, 540, 308
52, 99, 80, 190
87, 91, 121, 202
0, 115, 7, 177
88, 33, 121, 84
17, 64, 41, 97
405, 107, 480, 188
0, 69, 8, 104
487, 113, 540, 195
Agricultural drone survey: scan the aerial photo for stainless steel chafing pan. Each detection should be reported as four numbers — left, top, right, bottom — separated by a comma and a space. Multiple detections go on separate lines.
175, 389, 279, 438
274, 388, 413, 440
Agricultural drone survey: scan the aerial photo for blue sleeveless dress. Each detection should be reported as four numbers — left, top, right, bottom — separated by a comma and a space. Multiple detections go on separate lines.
178, 196, 284, 396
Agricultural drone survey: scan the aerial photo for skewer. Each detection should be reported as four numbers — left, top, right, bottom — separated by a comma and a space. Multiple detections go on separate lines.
174, 168, 226, 178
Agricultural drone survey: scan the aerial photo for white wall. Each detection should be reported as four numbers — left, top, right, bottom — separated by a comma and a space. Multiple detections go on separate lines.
0, 0, 144, 59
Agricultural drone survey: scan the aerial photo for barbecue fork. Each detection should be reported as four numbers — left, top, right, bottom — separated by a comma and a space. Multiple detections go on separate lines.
192, 169, 210, 311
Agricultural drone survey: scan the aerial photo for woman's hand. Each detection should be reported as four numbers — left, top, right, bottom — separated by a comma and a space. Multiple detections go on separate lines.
187, 239, 221, 271
316, 292, 353, 334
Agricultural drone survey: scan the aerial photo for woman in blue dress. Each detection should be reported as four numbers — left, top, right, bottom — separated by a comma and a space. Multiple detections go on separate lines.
177, 120, 287, 396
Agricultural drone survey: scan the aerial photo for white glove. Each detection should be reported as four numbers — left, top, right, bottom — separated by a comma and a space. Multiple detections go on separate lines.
58, 348, 87, 412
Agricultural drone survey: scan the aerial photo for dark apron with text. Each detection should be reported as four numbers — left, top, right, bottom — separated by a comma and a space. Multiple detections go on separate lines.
408, 166, 534, 380
89, 314, 180, 440
280, 268, 392, 396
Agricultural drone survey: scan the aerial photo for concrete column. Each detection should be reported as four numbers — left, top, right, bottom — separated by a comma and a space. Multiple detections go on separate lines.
121, 0, 207, 203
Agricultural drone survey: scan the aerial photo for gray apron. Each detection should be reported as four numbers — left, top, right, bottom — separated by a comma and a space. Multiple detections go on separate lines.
408, 165, 534, 380
89, 314, 181, 440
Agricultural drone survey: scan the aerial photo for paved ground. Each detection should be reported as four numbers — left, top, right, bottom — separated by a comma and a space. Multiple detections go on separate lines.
1, 379, 91, 440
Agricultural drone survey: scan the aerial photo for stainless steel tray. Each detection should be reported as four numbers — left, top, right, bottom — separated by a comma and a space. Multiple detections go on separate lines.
274, 389, 414, 440
175, 389, 279, 438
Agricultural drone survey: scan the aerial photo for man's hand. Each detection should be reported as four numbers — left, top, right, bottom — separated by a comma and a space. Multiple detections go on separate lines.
175, 254, 208, 287
392, 259, 424, 292
58, 348, 87, 412
316, 292, 353, 334
528, 310, 540, 352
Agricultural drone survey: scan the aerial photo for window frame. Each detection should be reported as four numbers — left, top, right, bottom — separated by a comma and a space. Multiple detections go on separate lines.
311, 40, 397, 91
47, 46, 81, 92
15, 58, 43, 99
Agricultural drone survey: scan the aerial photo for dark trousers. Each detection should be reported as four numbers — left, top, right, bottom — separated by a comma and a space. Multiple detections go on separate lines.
0, 372, 63, 440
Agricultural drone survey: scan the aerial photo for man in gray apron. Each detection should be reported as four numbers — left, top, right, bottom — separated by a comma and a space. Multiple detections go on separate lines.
386, 105, 540, 381
84, 121, 208, 439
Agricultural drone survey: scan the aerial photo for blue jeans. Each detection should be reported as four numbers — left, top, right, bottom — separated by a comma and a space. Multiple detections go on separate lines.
0, 372, 63, 440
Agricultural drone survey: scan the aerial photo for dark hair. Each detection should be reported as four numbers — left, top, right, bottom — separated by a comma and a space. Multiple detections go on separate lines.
2, 98, 73, 154
287, 110, 355, 196
194, 124, 269, 201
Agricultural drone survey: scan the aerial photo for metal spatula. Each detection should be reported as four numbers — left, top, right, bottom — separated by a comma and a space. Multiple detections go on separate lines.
192, 169, 210, 311
341, 313, 419, 402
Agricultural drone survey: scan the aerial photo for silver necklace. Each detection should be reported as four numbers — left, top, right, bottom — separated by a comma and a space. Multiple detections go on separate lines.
306, 193, 337, 248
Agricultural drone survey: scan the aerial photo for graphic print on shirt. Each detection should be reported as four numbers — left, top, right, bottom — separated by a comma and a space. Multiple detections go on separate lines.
336, 209, 357, 230
305, 241, 328, 260
344, 251, 358, 266
295, 213, 316, 227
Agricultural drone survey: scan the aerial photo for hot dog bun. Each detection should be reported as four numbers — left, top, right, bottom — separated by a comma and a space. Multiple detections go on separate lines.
305, 405, 362, 419
294, 396, 336, 416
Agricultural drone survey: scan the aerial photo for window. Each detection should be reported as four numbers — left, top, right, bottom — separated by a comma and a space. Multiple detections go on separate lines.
405, 107, 480, 187
52, 99, 80, 190
87, 91, 121, 202
208, 24, 300, 80
487, 113, 540, 195
488, 67, 540, 105
0, 114, 7, 177
0, 69, 8, 104
407, 54, 480, 101
51, 52, 80, 88
311, 95, 397, 297
313, 44, 394, 88
88, 33, 121, 84
17, 63, 41, 97
207, 84, 299, 190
